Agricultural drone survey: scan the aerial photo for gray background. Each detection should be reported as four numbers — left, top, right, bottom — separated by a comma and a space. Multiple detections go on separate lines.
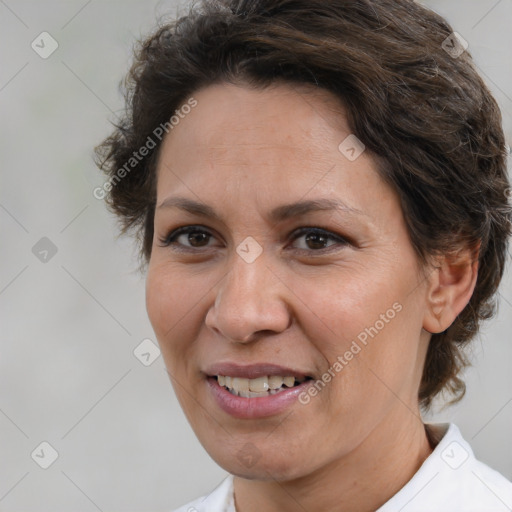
0, 1, 511, 510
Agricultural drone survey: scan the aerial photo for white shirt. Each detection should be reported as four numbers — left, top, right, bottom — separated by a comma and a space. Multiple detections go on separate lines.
173, 423, 512, 512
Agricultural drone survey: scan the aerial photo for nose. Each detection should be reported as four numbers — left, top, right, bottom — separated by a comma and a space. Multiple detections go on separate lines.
204, 250, 292, 344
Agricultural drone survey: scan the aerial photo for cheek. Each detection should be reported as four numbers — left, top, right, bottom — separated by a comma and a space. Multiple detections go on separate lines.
146, 265, 174, 337
145, 264, 210, 422
291, 264, 422, 397
288, 266, 399, 352
145, 263, 205, 362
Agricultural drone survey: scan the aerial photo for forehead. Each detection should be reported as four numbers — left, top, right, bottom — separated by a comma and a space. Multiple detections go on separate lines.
156, 82, 362, 190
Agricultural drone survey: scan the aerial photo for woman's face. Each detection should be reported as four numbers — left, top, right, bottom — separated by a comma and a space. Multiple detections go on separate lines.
146, 81, 432, 480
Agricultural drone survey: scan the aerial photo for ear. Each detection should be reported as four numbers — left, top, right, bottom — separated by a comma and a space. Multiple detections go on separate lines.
423, 243, 480, 334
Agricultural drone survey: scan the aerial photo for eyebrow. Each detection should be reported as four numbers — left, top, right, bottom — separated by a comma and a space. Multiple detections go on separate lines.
156, 196, 365, 223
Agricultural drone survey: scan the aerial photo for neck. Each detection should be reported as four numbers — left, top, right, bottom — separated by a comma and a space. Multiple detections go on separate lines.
233, 410, 433, 512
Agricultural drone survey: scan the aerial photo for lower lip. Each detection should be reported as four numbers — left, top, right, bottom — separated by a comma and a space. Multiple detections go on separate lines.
206, 377, 313, 419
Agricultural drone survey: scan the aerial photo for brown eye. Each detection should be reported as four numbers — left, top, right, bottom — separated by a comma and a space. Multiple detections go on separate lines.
304, 232, 330, 250
186, 230, 210, 247
158, 226, 215, 249
290, 227, 349, 252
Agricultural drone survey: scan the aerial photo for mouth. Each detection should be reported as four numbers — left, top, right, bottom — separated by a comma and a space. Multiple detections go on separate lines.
204, 363, 316, 419
215, 374, 312, 397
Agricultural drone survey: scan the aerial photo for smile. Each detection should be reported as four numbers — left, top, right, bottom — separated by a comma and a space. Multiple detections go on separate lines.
216, 375, 310, 397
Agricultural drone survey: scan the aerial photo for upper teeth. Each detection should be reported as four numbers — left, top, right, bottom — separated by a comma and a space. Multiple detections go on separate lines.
217, 375, 305, 397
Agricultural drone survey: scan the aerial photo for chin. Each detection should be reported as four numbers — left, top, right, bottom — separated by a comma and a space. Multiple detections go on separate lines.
227, 460, 308, 482
205, 439, 312, 481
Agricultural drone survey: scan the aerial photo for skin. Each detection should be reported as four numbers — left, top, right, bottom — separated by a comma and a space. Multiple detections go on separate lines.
145, 81, 478, 512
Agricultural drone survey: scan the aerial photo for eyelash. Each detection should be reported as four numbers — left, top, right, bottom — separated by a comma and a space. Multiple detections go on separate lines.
157, 225, 350, 254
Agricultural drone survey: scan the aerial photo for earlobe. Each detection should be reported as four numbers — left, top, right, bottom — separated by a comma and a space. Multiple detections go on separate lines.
423, 244, 480, 334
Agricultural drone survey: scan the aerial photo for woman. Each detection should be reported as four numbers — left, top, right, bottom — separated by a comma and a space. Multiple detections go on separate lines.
95, 0, 512, 510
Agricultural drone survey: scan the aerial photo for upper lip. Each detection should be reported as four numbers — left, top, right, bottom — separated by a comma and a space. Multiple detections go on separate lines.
204, 362, 313, 379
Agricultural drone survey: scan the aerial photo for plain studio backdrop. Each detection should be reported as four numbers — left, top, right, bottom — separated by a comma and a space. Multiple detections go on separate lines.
0, 1, 511, 510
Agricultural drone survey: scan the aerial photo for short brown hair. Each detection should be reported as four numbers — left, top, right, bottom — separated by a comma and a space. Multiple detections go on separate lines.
95, 0, 511, 409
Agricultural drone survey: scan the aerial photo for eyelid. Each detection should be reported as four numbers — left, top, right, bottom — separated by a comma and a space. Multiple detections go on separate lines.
157, 224, 351, 252
157, 225, 220, 248
289, 226, 349, 244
